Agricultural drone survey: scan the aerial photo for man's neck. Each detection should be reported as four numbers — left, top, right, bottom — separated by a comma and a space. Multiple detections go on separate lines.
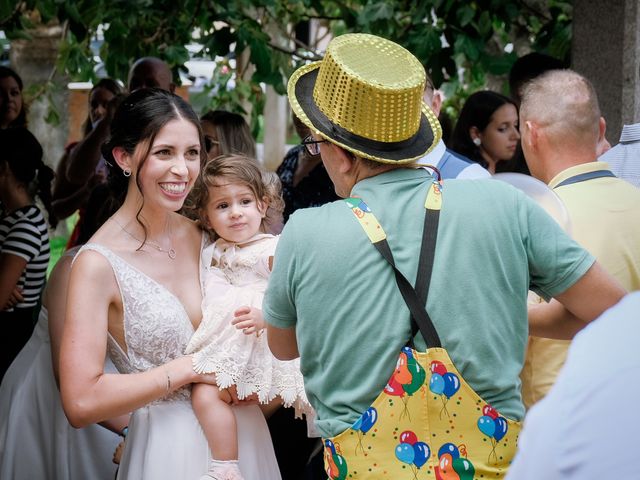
541, 152, 598, 184
352, 161, 404, 185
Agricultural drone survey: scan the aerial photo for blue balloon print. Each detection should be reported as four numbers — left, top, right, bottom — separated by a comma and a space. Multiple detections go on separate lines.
395, 442, 415, 465
442, 372, 460, 399
358, 200, 371, 213
325, 439, 336, 455
352, 415, 363, 432
360, 407, 378, 434
477, 415, 496, 438
401, 346, 414, 359
413, 441, 430, 468
438, 442, 460, 460
493, 416, 508, 441
429, 373, 445, 395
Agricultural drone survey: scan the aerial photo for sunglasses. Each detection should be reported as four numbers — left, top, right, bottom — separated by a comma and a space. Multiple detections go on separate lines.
204, 136, 220, 153
301, 134, 328, 156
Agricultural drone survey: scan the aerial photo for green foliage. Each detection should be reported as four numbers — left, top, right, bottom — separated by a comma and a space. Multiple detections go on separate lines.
1, 0, 572, 126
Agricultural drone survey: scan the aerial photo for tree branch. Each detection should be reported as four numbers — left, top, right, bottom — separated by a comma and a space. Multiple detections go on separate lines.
517, 0, 552, 22
261, 8, 324, 60
0, 0, 26, 27
142, 19, 167, 45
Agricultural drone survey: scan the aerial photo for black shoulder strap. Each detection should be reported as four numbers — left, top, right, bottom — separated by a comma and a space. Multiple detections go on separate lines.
344, 175, 442, 348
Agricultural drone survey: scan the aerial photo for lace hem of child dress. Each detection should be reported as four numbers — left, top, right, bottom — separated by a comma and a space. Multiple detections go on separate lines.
189, 290, 311, 417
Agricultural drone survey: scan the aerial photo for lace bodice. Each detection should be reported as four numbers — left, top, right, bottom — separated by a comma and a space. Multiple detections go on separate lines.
78, 244, 195, 401
205, 234, 277, 289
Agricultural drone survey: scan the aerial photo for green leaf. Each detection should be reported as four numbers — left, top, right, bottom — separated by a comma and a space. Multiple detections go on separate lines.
477, 11, 492, 36
45, 104, 61, 126
163, 44, 189, 65
206, 27, 235, 57
35, 0, 57, 23
359, 2, 394, 24
0, 0, 14, 22
454, 34, 480, 62
456, 5, 475, 27
482, 51, 517, 75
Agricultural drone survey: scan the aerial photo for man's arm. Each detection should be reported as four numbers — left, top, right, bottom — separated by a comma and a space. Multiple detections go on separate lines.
529, 261, 626, 339
267, 324, 299, 360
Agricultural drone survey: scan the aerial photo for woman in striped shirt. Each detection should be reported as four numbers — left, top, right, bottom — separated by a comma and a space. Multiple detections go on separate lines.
0, 127, 55, 381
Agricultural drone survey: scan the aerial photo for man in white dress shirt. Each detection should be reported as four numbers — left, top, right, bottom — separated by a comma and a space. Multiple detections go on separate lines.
506, 292, 640, 480
599, 123, 640, 188
417, 75, 490, 179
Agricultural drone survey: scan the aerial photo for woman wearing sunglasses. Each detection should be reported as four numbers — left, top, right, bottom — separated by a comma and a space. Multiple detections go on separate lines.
200, 110, 256, 162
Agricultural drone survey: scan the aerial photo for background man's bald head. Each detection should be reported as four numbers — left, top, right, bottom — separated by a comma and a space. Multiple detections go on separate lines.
128, 57, 175, 93
520, 70, 600, 148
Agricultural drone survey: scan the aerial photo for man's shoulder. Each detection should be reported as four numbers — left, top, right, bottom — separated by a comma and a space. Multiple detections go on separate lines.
440, 149, 491, 179
286, 200, 351, 231
443, 148, 473, 164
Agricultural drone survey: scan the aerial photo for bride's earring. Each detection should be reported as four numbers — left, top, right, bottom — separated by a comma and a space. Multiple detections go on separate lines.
473, 137, 481, 146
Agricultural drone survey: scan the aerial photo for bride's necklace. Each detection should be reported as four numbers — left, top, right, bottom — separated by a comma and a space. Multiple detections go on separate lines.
111, 217, 177, 260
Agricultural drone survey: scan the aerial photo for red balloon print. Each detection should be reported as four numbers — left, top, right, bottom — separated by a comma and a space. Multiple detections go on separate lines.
399, 430, 418, 445
430, 360, 448, 376
482, 404, 499, 420
384, 374, 405, 397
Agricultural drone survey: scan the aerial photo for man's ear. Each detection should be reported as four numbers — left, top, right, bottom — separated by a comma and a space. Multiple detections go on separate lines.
599, 116, 607, 140
596, 117, 610, 156
333, 145, 355, 174
430, 90, 443, 117
522, 120, 540, 150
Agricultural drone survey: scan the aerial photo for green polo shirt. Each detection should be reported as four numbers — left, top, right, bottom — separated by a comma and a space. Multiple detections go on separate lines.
264, 167, 594, 437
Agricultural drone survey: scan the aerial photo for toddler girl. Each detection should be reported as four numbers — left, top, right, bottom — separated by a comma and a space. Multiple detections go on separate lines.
185, 155, 309, 480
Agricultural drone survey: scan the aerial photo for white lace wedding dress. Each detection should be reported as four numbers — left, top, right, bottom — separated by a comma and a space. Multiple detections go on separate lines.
186, 234, 309, 414
0, 305, 120, 479
79, 243, 281, 480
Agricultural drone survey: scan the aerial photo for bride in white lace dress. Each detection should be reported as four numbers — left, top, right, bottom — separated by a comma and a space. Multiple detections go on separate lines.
59, 89, 280, 480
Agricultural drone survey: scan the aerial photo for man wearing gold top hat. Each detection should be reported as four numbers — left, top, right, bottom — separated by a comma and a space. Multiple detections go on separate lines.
264, 33, 624, 479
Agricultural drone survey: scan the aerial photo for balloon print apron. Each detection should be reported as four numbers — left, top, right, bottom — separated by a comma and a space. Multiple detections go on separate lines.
323, 176, 521, 479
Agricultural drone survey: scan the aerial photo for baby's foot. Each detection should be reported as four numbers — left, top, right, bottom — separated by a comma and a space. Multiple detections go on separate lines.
199, 459, 244, 480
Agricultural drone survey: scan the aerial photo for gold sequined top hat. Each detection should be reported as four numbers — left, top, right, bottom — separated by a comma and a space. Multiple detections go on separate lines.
288, 33, 441, 164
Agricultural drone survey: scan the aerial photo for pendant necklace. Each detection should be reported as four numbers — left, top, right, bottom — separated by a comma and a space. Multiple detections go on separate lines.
111, 217, 177, 259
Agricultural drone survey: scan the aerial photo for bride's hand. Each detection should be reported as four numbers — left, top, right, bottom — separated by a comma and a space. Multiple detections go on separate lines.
224, 386, 259, 406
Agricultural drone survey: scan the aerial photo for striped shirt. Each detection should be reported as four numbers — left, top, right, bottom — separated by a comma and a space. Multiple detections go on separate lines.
599, 123, 640, 188
0, 205, 50, 309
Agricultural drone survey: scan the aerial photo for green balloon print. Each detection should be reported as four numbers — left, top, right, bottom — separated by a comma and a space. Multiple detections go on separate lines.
452, 457, 475, 480
334, 454, 348, 480
403, 356, 426, 395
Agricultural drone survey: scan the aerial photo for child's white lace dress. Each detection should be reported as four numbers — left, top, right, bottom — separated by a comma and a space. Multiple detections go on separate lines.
185, 233, 310, 415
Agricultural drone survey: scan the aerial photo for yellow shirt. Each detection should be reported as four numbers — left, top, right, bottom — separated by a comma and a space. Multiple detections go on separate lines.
521, 161, 640, 409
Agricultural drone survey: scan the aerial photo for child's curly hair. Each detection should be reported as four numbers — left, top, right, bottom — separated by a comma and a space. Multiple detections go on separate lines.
185, 154, 284, 239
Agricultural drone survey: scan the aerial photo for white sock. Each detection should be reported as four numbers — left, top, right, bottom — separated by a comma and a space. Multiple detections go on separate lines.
208, 459, 239, 469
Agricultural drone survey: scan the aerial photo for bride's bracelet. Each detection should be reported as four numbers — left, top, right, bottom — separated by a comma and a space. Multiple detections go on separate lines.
165, 369, 172, 394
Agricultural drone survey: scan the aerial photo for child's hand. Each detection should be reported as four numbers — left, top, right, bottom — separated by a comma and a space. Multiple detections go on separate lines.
231, 306, 265, 335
